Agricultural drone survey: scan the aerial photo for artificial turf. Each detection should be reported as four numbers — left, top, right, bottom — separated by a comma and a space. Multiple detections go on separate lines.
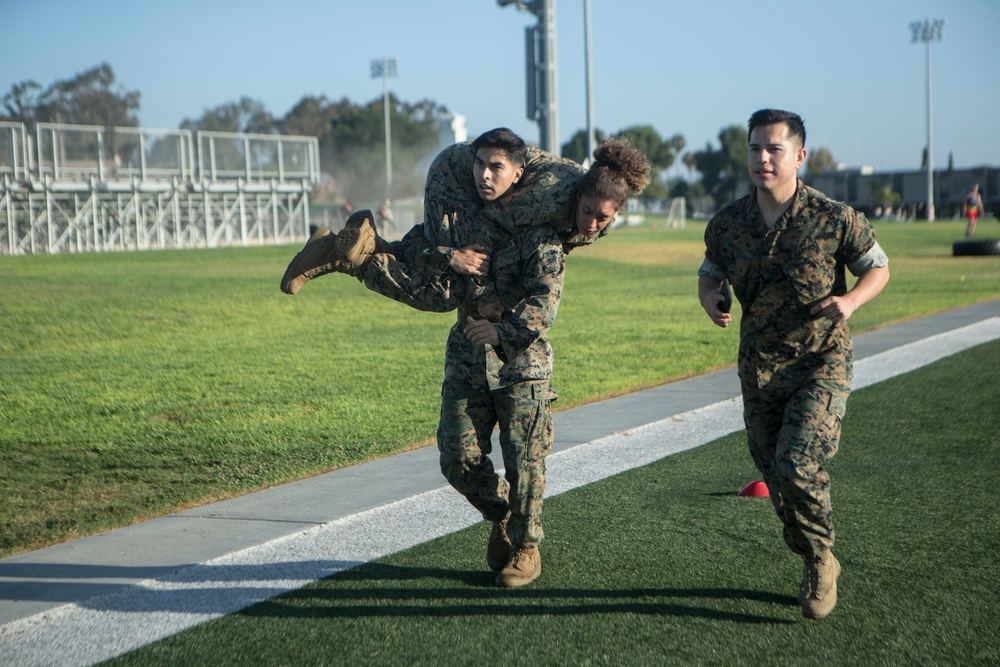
103, 339, 1000, 667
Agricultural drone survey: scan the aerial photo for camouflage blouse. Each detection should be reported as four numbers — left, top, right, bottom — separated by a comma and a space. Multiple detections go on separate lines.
445, 223, 565, 392
700, 181, 883, 388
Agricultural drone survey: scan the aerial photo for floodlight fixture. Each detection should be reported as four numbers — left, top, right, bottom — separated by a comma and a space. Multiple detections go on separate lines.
910, 18, 945, 221
371, 57, 398, 200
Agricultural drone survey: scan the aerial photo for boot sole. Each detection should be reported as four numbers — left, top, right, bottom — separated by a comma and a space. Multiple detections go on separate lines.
496, 570, 541, 588
281, 227, 333, 295
496, 563, 541, 588
337, 211, 377, 265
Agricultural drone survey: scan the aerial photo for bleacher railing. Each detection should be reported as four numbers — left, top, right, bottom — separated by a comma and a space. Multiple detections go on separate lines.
1, 122, 320, 187
1, 122, 321, 255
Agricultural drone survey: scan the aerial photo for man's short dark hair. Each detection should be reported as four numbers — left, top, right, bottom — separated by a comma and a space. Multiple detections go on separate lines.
472, 127, 528, 167
748, 109, 806, 148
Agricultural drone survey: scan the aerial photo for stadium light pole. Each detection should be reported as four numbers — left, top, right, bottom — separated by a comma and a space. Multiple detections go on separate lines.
497, 0, 559, 153
911, 18, 944, 222
371, 57, 398, 201
584, 0, 595, 164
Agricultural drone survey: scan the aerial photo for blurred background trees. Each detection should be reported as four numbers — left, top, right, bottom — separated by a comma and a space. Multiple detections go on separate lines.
690, 124, 749, 206
3, 62, 765, 211
2, 62, 140, 129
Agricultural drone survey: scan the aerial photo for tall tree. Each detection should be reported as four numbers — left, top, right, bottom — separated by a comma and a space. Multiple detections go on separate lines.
280, 95, 336, 137
1, 81, 42, 124
560, 128, 607, 163
617, 124, 676, 171
867, 178, 901, 213
691, 124, 748, 207
616, 125, 684, 200
41, 63, 139, 127
180, 97, 275, 134
669, 133, 685, 164
562, 125, 684, 197
806, 146, 837, 175
1, 63, 139, 129
683, 152, 698, 179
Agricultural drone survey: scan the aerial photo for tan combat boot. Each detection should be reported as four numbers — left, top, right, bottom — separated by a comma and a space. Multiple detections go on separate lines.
336, 209, 385, 264
486, 516, 511, 571
281, 212, 386, 294
281, 227, 342, 295
801, 551, 841, 620
496, 546, 541, 588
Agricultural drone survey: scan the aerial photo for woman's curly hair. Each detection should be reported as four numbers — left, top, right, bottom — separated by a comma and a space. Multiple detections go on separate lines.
578, 137, 652, 210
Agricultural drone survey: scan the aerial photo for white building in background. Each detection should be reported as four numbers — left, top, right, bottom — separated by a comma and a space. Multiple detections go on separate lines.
414, 112, 467, 182
807, 164, 998, 219
439, 112, 468, 146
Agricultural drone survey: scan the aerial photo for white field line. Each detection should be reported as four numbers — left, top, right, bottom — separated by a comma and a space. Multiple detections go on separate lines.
1, 317, 997, 666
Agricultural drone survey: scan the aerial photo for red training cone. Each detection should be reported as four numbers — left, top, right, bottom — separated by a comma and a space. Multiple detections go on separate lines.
738, 480, 770, 497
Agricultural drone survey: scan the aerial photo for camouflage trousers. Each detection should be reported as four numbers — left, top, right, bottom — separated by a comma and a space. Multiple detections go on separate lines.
363, 142, 480, 313
437, 377, 554, 550
363, 224, 464, 313
741, 378, 849, 559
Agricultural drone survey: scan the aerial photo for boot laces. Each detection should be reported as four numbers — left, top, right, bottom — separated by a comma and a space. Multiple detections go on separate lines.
805, 557, 829, 599
510, 548, 534, 569
492, 519, 507, 539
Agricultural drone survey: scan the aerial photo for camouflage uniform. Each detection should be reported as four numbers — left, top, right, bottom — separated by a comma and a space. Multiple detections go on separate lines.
362, 142, 481, 313
700, 180, 888, 558
438, 223, 564, 550
363, 142, 568, 550
363, 142, 592, 313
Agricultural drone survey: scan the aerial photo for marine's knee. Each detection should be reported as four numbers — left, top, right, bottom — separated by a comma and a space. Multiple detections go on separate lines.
438, 446, 467, 475
774, 447, 825, 491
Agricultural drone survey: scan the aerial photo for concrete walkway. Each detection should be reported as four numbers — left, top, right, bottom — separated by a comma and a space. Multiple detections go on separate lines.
1, 300, 998, 665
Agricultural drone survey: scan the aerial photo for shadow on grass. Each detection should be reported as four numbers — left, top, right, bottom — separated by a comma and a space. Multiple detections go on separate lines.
7, 558, 782, 626
240, 562, 796, 625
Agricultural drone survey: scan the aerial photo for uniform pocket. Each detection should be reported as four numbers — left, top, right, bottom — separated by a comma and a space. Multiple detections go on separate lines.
782, 244, 833, 306
826, 389, 848, 419
492, 239, 520, 273
530, 380, 557, 402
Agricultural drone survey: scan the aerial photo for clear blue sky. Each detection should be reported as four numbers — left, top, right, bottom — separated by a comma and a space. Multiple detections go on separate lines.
3, 0, 998, 174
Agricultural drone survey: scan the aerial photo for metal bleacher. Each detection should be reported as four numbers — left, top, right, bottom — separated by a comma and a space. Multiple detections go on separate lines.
0, 121, 320, 255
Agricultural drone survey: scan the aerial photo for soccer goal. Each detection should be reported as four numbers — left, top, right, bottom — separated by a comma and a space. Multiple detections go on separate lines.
664, 197, 686, 229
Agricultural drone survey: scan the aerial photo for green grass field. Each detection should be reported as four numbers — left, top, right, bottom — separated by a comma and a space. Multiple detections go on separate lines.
103, 339, 1000, 666
0, 217, 997, 557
